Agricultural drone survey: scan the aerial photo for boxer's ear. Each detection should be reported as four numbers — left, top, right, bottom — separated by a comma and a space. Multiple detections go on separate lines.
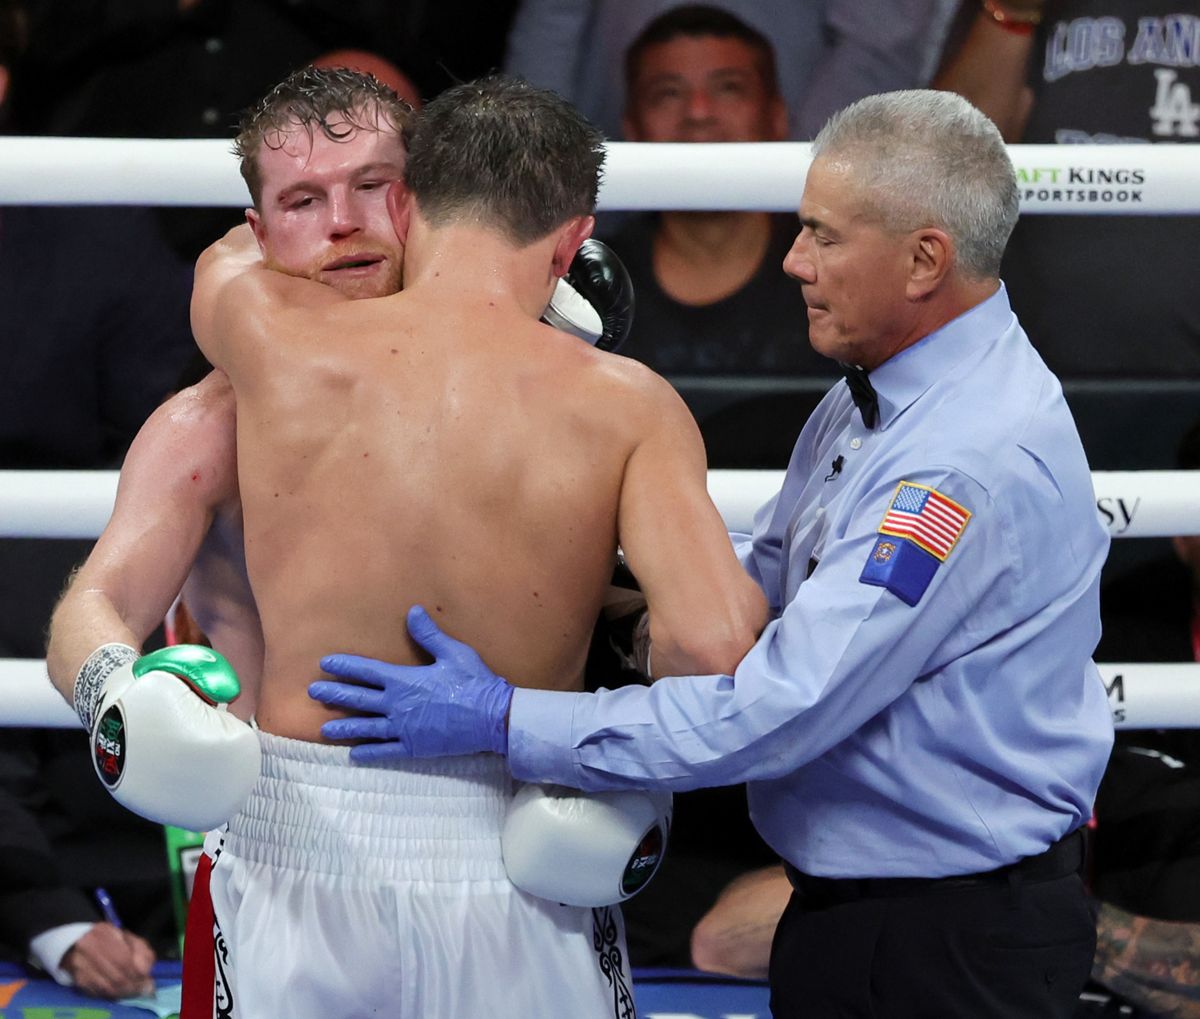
551, 215, 595, 277
245, 207, 268, 254
387, 181, 413, 242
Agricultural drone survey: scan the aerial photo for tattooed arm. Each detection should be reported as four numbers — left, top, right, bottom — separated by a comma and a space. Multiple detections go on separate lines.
1092, 901, 1200, 1018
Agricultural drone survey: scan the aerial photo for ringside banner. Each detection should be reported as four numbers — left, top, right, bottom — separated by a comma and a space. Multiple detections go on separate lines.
1011, 143, 1199, 215
1099, 664, 1200, 729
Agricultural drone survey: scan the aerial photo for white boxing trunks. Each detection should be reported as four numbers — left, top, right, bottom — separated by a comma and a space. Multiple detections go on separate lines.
188, 731, 636, 1019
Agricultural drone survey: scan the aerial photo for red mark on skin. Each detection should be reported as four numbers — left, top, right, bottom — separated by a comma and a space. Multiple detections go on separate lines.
191, 473, 201, 482
390, 348, 398, 354
435, 605, 444, 613
363, 452, 369, 458
533, 591, 539, 598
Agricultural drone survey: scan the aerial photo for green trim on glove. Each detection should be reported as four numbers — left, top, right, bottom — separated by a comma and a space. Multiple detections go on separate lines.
134, 645, 241, 704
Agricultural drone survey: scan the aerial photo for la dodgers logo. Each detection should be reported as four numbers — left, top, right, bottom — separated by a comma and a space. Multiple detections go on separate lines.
1151, 68, 1200, 136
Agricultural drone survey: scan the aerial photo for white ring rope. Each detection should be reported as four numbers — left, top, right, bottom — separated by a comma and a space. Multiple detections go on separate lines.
705, 469, 1200, 539
2, 469, 1197, 540
0, 470, 118, 540
2, 661, 79, 729
0, 139, 1196, 215
2, 468, 1198, 728
2, 661, 1193, 732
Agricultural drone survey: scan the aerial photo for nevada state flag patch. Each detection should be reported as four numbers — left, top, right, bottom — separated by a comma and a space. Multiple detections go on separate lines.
860, 482, 971, 606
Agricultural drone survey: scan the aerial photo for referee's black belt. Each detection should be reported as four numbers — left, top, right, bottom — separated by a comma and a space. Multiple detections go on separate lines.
783, 828, 1085, 903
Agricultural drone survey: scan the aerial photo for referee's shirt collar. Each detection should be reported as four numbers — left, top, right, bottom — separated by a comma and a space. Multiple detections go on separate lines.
869, 283, 1014, 430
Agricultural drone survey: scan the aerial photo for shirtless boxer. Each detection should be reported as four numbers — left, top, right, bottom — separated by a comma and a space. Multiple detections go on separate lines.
47, 66, 622, 797
184, 75, 766, 1018
45, 69, 415, 824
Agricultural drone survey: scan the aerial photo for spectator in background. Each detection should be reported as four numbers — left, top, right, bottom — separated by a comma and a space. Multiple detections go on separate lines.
603, 5, 828, 377
312, 48, 421, 106
688, 861, 790, 978
505, 0, 948, 143
593, 9, 812, 965
0, 736, 173, 999
935, 0, 1200, 379
0, 1, 183, 995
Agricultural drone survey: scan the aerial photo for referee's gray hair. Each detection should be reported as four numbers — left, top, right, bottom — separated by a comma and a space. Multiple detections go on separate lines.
811, 90, 1019, 280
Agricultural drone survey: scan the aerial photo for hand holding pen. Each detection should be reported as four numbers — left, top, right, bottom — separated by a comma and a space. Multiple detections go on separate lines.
56, 888, 157, 999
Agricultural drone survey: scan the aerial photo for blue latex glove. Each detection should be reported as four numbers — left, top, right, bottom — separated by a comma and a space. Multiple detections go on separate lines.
309, 605, 514, 763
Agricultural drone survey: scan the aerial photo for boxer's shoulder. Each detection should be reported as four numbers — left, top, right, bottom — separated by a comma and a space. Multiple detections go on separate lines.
160, 369, 236, 424
596, 353, 698, 431
574, 345, 677, 401
122, 371, 238, 509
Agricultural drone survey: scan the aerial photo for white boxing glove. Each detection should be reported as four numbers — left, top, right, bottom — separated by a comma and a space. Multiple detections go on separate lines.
545, 276, 603, 345
502, 783, 672, 907
74, 643, 261, 832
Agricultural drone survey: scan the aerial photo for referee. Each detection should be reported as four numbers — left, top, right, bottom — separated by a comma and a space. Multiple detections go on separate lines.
313, 89, 1115, 1018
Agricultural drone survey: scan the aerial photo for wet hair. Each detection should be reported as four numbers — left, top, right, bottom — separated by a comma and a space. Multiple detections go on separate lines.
404, 74, 605, 247
624, 4, 780, 100
233, 66, 415, 209
811, 90, 1020, 280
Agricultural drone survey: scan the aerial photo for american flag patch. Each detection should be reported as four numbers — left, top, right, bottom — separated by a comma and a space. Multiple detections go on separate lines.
878, 482, 971, 561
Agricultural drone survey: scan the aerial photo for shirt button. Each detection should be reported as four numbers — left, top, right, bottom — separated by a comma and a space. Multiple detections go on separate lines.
850, 437, 863, 450
205, 37, 223, 54
202, 108, 220, 126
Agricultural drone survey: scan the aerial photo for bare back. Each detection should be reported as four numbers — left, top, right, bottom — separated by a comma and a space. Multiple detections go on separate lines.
234, 294, 666, 738
193, 215, 766, 744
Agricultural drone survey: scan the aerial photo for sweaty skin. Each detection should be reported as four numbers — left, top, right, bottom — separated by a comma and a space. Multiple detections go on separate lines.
46, 113, 408, 714
193, 215, 767, 743
47, 371, 263, 717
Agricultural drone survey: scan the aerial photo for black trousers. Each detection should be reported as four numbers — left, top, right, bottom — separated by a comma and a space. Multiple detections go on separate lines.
769, 832, 1097, 1018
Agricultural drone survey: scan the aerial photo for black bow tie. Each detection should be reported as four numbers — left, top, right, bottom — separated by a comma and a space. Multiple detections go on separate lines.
839, 363, 879, 429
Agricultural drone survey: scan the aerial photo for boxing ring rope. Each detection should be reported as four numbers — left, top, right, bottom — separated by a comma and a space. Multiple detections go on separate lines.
2, 468, 1199, 728
1, 137, 1198, 728
2, 468, 1199, 541
1, 138, 1197, 214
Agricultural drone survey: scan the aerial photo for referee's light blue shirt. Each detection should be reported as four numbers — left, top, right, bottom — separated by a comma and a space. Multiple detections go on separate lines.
510, 284, 1114, 877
